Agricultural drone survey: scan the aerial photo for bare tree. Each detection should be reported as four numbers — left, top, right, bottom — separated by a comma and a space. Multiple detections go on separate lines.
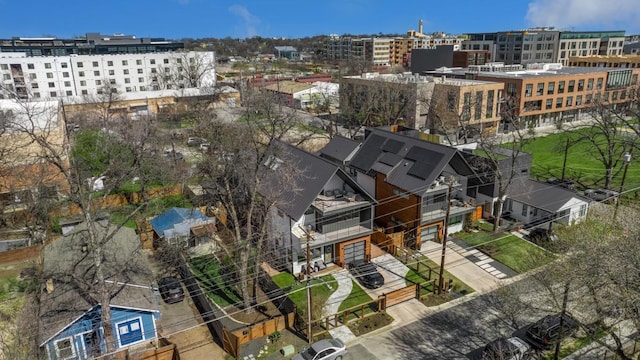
3, 97, 162, 354
153, 51, 216, 92
196, 91, 304, 311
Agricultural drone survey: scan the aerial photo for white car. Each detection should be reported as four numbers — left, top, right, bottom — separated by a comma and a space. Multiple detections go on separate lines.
292, 338, 347, 360
482, 337, 532, 360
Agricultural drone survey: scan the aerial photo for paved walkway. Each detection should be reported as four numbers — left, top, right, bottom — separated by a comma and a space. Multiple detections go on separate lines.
321, 270, 358, 343
419, 240, 503, 293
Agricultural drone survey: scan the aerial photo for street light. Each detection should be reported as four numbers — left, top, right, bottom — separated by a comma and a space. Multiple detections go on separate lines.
614, 152, 631, 220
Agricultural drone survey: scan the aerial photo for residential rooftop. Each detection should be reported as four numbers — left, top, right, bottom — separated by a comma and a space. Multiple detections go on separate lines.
427, 62, 629, 79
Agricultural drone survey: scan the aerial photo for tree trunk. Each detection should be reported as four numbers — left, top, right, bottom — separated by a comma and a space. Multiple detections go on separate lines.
238, 246, 253, 312
493, 197, 504, 233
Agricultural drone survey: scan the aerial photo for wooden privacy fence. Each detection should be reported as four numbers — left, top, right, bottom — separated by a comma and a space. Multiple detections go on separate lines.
380, 284, 418, 309
223, 313, 296, 358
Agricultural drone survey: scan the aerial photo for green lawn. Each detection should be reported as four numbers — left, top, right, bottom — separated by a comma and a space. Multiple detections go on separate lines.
189, 255, 242, 307
400, 252, 474, 295
271, 273, 337, 318
515, 129, 640, 192
454, 231, 556, 273
338, 280, 373, 311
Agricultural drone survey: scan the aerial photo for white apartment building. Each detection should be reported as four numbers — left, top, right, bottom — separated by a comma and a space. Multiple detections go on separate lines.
557, 32, 626, 65
0, 51, 216, 101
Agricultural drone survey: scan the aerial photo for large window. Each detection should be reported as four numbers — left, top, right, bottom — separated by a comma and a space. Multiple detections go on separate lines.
525, 84, 533, 97
547, 82, 555, 95
486, 90, 494, 118
587, 78, 594, 90
117, 318, 144, 346
578, 79, 584, 91
54, 337, 75, 358
568, 80, 575, 92
474, 91, 483, 120
558, 81, 565, 94
537, 83, 544, 96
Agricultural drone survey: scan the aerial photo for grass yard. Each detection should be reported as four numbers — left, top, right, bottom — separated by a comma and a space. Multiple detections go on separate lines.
189, 255, 243, 307
454, 230, 556, 273
516, 129, 640, 192
338, 280, 373, 311
271, 272, 337, 318
400, 252, 474, 295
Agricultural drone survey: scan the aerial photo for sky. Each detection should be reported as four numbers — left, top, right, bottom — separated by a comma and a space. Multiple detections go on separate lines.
0, 0, 638, 40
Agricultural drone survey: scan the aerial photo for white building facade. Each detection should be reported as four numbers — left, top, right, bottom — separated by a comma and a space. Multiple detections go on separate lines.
0, 51, 215, 101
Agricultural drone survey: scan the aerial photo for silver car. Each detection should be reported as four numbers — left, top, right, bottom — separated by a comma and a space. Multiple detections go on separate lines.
292, 338, 347, 360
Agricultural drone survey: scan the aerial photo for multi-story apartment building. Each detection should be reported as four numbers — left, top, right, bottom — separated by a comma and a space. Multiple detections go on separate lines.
463, 29, 626, 66
428, 62, 640, 131
339, 72, 503, 136
568, 54, 640, 69
461, 33, 497, 62
0, 51, 216, 100
0, 33, 183, 56
557, 31, 626, 65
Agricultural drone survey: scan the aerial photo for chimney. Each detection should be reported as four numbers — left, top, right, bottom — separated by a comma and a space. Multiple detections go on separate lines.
419, 19, 424, 35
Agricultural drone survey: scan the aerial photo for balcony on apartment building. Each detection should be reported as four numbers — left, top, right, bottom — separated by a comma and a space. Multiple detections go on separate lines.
293, 190, 373, 247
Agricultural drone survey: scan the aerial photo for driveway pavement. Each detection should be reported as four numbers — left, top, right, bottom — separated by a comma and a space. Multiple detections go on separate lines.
369, 253, 411, 298
420, 240, 503, 293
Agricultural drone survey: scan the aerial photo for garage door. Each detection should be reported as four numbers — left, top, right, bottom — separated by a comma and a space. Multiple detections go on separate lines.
343, 241, 365, 265
420, 225, 439, 243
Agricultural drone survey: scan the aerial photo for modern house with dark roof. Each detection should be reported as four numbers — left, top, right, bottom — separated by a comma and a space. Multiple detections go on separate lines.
39, 222, 159, 360
264, 142, 376, 274
349, 126, 483, 249
505, 178, 589, 228
317, 135, 362, 170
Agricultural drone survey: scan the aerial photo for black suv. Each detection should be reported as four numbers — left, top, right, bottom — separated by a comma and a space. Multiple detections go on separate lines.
525, 313, 579, 349
348, 260, 384, 289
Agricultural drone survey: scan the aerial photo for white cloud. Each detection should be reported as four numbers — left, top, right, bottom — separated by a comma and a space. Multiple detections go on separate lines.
526, 0, 640, 30
228, 4, 260, 37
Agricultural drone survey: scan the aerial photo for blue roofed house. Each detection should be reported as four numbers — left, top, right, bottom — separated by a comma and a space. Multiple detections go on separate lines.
263, 142, 376, 274
39, 222, 159, 360
150, 207, 216, 248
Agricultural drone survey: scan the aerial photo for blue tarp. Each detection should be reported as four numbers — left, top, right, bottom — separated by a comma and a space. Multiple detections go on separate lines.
149, 208, 209, 238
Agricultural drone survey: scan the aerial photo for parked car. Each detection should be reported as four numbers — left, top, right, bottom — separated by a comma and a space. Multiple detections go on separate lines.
482, 337, 532, 360
164, 150, 184, 162
584, 189, 618, 202
546, 178, 575, 190
348, 260, 384, 289
292, 338, 347, 360
525, 313, 579, 349
157, 276, 185, 304
187, 136, 205, 147
527, 228, 558, 244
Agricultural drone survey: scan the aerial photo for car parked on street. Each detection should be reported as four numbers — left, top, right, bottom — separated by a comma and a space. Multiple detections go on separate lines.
158, 276, 185, 304
348, 260, 384, 289
481, 337, 532, 360
584, 189, 618, 203
525, 313, 579, 350
292, 338, 347, 360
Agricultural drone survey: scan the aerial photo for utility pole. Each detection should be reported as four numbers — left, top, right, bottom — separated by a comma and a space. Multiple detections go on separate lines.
299, 225, 314, 344
560, 138, 569, 183
438, 181, 454, 295
614, 152, 632, 220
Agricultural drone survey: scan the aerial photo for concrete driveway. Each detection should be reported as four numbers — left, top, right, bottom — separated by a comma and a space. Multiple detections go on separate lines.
367, 254, 411, 298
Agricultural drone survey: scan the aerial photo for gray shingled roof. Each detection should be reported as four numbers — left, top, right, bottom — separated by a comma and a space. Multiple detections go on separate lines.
39, 222, 155, 345
508, 178, 587, 212
317, 135, 361, 163
350, 128, 476, 195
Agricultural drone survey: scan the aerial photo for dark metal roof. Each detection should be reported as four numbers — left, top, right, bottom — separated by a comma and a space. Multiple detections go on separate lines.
508, 178, 587, 212
317, 135, 361, 163
263, 142, 375, 220
350, 128, 476, 195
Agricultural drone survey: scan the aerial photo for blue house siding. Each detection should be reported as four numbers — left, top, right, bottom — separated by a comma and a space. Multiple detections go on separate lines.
43, 306, 158, 360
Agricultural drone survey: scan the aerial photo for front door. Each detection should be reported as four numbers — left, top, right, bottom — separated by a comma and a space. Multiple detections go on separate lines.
324, 245, 333, 264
